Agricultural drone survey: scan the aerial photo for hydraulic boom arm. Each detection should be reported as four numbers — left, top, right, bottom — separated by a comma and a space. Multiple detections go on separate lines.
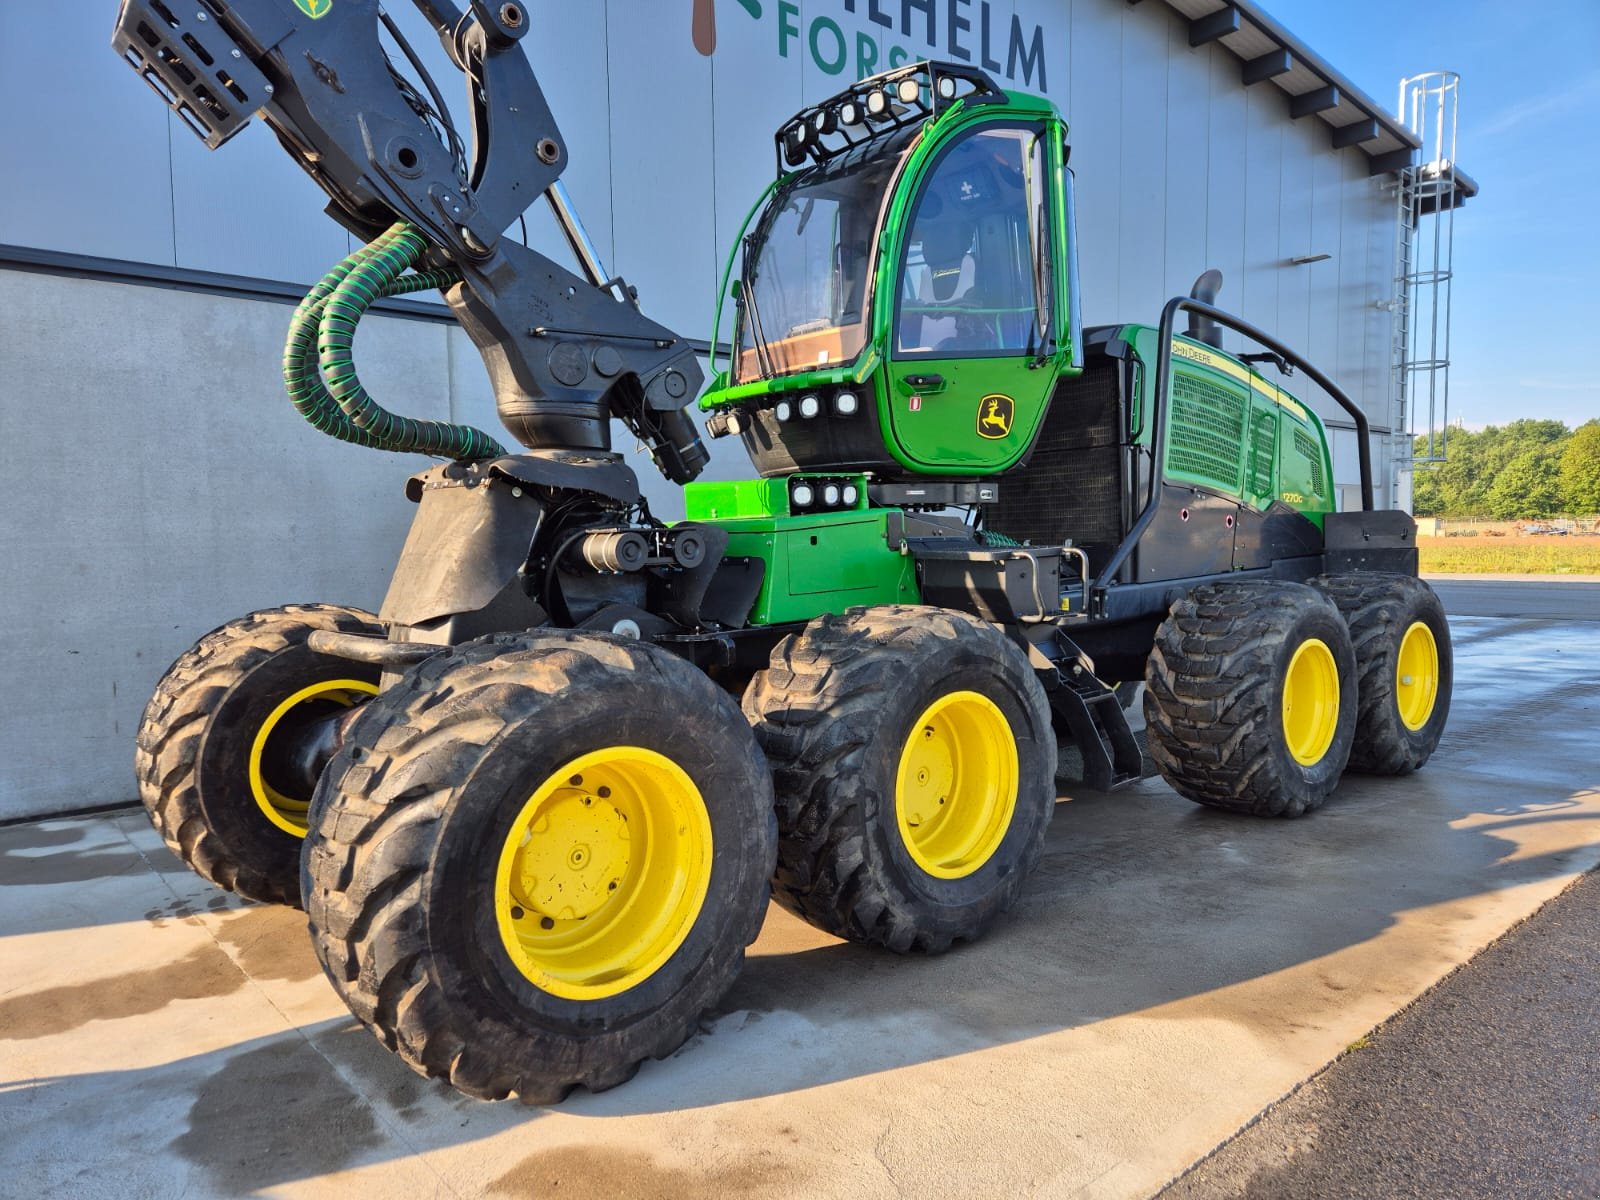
114, 0, 708, 482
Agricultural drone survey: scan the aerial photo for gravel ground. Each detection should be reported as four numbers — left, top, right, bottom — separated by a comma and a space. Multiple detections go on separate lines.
1161, 868, 1600, 1200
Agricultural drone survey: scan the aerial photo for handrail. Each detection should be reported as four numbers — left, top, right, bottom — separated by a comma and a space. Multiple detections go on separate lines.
1087, 295, 1374, 617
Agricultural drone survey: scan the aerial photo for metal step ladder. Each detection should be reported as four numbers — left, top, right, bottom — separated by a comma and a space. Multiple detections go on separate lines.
1033, 629, 1144, 792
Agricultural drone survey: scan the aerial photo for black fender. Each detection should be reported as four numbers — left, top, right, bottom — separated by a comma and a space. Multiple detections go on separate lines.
379, 451, 638, 630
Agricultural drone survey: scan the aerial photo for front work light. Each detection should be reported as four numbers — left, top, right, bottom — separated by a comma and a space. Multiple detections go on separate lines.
866, 88, 890, 118
798, 394, 821, 419
896, 78, 920, 104
775, 399, 793, 422
842, 484, 860, 506
833, 390, 860, 416
792, 483, 815, 507
823, 484, 841, 506
840, 100, 862, 126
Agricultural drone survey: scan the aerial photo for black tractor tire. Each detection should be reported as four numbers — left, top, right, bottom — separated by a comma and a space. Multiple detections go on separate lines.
1311, 573, 1452, 775
742, 605, 1057, 954
1144, 581, 1357, 817
301, 632, 776, 1104
134, 604, 382, 906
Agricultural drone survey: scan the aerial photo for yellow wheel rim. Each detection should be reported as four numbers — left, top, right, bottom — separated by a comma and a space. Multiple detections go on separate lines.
1281, 638, 1340, 767
894, 690, 1019, 879
494, 747, 713, 1001
248, 679, 378, 837
1396, 620, 1440, 731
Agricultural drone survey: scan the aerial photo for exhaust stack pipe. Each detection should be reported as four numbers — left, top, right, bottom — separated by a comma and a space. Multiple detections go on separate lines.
1187, 269, 1225, 350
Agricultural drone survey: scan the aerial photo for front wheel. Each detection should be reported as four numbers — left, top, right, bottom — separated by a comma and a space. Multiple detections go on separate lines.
134, 604, 381, 905
302, 632, 777, 1103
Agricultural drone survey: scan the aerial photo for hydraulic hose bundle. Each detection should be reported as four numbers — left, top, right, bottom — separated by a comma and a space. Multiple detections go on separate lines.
283, 222, 506, 460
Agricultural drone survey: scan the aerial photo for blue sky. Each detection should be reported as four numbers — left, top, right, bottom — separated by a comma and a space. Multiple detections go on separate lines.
1266, 0, 1600, 431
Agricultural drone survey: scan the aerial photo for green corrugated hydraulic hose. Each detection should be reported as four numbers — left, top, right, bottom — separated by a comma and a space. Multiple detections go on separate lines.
282, 222, 505, 460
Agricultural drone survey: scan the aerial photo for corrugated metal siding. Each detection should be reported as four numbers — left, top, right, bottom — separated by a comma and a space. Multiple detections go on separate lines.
0, 0, 1403, 819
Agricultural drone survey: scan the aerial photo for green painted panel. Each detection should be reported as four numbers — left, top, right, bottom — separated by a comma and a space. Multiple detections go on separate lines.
683, 477, 789, 520
1119, 322, 1337, 525
883, 355, 1056, 472
709, 508, 919, 625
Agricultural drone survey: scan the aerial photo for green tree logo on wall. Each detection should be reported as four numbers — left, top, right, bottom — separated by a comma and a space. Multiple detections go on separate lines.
692, 0, 762, 55
293, 0, 332, 18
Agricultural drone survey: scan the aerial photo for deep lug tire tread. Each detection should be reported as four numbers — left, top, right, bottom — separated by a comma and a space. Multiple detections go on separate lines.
302, 631, 777, 1104
1143, 581, 1357, 818
1310, 573, 1452, 775
134, 603, 382, 906
743, 605, 1056, 954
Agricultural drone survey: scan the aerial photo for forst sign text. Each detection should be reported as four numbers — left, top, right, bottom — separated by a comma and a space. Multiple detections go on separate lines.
771, 0, 1049, 93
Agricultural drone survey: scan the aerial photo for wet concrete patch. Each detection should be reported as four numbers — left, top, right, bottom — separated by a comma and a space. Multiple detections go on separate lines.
310, 1020, 444, 1122
144, 892, 237, 927
215, 904, 323, 983
489, 1144, 794, 1200
0, 938, 244, 1040
171, 1033, 382, 1194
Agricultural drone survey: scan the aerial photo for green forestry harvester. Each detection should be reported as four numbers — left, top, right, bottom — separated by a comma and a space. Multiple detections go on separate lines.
115, 0, 1452, 1101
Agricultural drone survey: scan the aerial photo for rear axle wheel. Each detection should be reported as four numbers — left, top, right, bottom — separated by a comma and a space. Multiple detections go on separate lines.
1144, 581, 1357, 817
1312, 573, 1452, 774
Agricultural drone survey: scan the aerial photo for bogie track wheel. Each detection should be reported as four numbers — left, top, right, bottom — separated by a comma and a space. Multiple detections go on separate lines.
743, 605, 1057, 954
1144, 581, 1357, 817
1311, 573, 1452, 774
301, 632, 777, 1103
134, 604, 382, 906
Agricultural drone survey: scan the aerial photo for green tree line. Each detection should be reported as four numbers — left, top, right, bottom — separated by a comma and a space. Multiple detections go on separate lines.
1413, 419, 1600, 518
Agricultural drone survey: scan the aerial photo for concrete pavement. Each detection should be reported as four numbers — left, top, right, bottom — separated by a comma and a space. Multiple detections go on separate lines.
2, 612, 1597, 1199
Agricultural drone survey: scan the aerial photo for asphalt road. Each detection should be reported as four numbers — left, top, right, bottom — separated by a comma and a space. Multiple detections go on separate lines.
1160, 868, 1600, 1200
1426, 575, 1600, 620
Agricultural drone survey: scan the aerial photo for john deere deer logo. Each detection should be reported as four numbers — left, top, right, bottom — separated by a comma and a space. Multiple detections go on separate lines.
292, 0, 332, 17
977, 394, 1015, 439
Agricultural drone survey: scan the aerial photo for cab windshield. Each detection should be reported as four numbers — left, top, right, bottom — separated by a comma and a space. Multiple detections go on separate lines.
735, 133, 915, 383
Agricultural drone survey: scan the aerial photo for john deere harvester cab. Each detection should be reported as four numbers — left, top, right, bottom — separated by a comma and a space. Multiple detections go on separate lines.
704, 64, 1076, 481
115, 0, 1450, 1108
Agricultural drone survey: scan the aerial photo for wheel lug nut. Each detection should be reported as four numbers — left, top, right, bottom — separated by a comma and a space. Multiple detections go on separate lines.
539, 916, 555, 930
510, 905, 524, 920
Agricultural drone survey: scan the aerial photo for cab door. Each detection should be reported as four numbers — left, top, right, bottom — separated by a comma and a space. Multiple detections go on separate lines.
882, 121, 1063, 472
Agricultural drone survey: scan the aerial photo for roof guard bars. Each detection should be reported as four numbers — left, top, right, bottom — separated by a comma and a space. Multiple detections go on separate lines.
1087, 295, 1374, 618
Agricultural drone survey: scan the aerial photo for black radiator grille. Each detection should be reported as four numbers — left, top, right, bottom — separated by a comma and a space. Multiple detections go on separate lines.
988, 363, 1124, 557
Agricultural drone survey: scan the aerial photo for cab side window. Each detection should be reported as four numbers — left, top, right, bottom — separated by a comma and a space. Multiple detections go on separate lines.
896, 126, 1050, 357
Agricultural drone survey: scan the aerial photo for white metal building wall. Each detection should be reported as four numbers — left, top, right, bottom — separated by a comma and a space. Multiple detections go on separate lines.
0, 0, 1399, 819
